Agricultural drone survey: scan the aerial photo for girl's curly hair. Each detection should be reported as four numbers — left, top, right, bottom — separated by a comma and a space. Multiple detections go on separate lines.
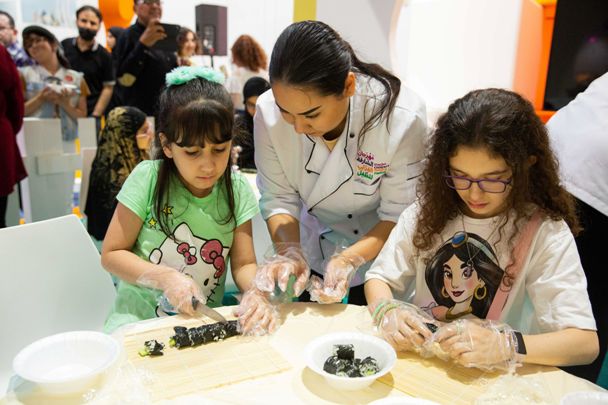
231, 34, 267, 72
413, 88, 580, 253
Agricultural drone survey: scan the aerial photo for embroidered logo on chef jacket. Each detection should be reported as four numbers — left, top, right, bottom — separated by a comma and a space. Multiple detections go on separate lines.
355, 150, 389, 184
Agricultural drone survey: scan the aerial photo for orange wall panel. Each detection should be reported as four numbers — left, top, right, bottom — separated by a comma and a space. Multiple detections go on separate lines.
99, 0, 134, 29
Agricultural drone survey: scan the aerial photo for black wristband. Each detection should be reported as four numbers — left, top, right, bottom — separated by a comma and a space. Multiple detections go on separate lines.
512, 330, 527, 355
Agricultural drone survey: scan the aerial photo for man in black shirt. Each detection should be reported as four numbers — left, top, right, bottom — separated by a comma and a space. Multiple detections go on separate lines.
61, 5, 114, 120
113, 0, 177, 116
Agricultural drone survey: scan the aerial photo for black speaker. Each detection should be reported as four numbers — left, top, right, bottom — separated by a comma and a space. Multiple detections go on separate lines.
195, 4, 228, 57
543, 0, 608, 110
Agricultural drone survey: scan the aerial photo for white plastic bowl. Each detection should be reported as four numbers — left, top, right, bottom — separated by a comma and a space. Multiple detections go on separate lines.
13, 331, 120, 394
304, 331, 396, 391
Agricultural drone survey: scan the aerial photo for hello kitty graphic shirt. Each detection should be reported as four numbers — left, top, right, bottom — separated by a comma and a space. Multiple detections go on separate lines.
104, 160, 259, 333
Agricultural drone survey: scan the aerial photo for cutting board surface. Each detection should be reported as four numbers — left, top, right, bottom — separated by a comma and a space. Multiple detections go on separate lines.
379, 352, 501, 404
123, 317, 291, 401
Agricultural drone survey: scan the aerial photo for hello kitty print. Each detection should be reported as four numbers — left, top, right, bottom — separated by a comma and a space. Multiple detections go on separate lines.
149, 222, 228, 308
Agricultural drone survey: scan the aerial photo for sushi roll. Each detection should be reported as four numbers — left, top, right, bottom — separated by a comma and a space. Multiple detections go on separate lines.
139, 339, 165, 356
344, 364, 362, 378
169, 326, 191, 348
323, 355, 351, 375
322, 344, 381, 378
169, 320, 240, 349
358, 356, 380, 376
333, 344, 355, 361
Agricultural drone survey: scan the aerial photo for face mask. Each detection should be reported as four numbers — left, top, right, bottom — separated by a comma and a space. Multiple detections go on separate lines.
78, 27, 97, 41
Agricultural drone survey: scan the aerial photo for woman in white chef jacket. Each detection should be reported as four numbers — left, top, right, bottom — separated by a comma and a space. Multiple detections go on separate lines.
254, 21, 428, 305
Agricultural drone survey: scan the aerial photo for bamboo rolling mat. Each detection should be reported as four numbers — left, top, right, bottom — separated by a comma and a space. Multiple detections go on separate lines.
123, 317, 291, 401
378, 352, 502, 404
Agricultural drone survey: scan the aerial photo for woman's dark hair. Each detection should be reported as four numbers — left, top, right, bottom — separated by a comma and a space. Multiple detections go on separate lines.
177, 27, 201, 57
23, 29, 70, 69
76, 5, 102, 22
108, 26, 125, 39
269, 20, 400, 138
425, 232, 503, 319
231, 34, 267, 72
413, 88, 580, 255
154, 77, 236, 239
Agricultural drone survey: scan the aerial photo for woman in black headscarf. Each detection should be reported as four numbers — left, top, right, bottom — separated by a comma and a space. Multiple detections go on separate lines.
233, 76, 270, 170
85, 106, 149, 240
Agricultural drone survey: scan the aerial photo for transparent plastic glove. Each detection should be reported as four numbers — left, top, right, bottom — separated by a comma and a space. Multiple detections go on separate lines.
136, 266, 204, 316
372, 300, 437, 353
432, 319, 520, 372
233, 288, 279, 336
308, 254, 365, 303
254, 243, 310, 298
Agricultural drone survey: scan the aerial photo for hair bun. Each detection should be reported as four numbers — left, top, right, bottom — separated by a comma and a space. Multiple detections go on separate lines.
165, 66, 225, 87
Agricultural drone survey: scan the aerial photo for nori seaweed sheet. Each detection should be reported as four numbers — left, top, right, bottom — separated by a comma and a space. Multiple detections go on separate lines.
170, 320, 240, 349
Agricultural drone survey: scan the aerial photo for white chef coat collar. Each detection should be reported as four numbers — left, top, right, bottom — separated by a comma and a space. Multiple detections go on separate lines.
306, 101, 355, 210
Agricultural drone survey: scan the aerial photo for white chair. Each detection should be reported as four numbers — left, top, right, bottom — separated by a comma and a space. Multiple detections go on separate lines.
77, 117, 97, 149
0, 215, 116, 393
19, 118, 81, 222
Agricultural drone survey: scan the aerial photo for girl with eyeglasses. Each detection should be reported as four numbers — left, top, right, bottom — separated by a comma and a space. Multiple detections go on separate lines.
365, 89, 598, 372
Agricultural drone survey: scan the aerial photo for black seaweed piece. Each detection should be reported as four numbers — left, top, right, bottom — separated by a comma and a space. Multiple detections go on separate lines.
425, 322, 438, 333
145, 339, 165, 356
333, 344, 355, 361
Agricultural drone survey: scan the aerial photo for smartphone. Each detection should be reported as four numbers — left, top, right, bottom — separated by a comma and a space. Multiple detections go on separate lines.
153, 23, 180, 53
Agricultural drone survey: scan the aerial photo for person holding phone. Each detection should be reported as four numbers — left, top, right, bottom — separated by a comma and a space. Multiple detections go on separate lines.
113, 0, 177, 116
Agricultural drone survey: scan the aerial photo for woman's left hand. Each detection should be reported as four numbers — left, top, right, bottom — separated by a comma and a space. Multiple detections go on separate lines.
433, 319, 519, 371
308, 254, 365, 304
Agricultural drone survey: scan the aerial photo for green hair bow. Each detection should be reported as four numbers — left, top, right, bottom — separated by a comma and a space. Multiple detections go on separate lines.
165, 66, 225, 87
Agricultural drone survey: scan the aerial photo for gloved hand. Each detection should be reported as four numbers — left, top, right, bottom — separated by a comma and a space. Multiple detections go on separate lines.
137, 266, 205, 316
233, 288, 279, 336
432, 319, 520, 372
372, 300, 437, 353
308, 253, 365, 303
254, 243, 310, 298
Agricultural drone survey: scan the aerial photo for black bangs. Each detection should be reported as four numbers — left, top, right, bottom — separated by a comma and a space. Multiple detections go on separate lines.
168, 99, 233, 147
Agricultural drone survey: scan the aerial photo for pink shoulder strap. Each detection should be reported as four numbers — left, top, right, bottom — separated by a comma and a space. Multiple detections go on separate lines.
486, 211, 544, 320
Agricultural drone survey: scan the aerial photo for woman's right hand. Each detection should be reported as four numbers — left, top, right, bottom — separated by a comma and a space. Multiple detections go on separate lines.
139, 19, 167, 48
136, 266, 204, 316
374, 301, 435, 352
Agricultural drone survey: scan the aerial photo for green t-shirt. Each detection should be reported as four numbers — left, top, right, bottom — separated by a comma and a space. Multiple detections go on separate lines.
104, 160, 259, 333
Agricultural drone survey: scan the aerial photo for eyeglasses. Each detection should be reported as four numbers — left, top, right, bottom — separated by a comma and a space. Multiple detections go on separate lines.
444, 174, 512, 193
138, 0, 163, 5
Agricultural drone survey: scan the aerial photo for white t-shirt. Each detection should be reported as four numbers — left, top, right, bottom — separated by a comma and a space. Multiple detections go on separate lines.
546, 72, 608, 217
224, 65, 268, 106
20, 64, 86, 141
366, 204, 596, 334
